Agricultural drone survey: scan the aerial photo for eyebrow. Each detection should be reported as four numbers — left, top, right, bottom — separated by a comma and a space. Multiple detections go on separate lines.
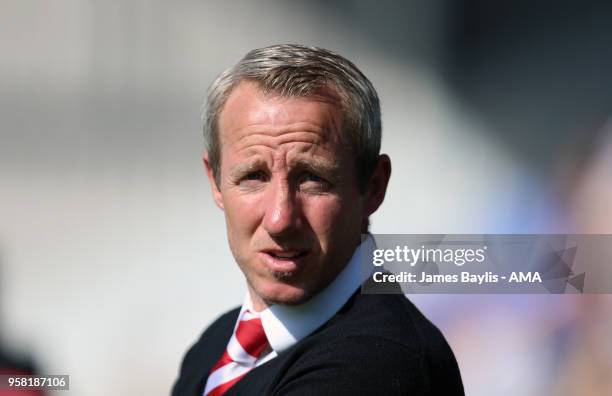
229, 159, 268, 180
290, 158, 341, 184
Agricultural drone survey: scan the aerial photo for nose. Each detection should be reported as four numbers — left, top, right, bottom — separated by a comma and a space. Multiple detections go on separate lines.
262, 177, 301, 237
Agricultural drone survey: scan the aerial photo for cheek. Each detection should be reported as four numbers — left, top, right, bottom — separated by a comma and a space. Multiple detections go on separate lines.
303, 195, 361, 242
222, 192, 262, 245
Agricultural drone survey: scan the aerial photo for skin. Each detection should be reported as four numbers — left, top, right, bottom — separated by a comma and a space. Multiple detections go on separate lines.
204, 81, 391, 311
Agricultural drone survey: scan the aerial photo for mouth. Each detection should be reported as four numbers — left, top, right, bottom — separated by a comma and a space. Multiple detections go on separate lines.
259, 249, 310, 274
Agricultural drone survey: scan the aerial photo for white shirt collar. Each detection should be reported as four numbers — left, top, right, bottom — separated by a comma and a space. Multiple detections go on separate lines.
239, 234, 376, 354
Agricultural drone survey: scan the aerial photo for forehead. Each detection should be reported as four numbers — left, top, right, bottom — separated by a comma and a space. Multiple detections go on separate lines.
217, 81, 345, 148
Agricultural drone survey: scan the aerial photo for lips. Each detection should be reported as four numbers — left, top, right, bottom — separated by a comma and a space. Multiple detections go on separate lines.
259, 249, 310, 273
267, 250, 308, 259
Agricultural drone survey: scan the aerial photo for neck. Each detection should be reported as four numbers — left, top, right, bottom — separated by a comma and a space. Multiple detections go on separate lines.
247, 287, 269, 312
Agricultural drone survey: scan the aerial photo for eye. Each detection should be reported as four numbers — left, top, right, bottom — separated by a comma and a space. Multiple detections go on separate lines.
299, 172, 331, 192
302, 173, 325, 183
243, 171, 267, 181
236, 170, 268, 189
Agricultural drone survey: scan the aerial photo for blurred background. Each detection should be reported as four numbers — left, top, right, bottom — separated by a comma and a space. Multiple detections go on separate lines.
1, 0, 612, 395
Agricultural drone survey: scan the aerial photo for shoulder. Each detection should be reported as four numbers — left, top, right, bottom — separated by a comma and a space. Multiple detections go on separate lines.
274, 293, 464, 395
172, 307, 240, 396
184, 306, 241, 359
329, 292, 450, 352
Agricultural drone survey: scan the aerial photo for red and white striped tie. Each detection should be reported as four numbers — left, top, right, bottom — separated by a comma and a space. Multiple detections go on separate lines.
203, 310, 270, 396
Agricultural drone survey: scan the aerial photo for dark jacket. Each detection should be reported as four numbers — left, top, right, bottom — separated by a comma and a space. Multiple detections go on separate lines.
172, 289, 464, 395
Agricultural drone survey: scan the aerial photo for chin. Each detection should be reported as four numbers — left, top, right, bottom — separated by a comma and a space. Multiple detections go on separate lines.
256, 281, 313, 307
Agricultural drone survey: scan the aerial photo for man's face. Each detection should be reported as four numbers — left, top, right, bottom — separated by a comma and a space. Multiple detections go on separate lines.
206, 81, 367, 310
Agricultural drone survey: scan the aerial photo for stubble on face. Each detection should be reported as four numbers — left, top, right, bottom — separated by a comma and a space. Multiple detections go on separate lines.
214, 81, 365, 310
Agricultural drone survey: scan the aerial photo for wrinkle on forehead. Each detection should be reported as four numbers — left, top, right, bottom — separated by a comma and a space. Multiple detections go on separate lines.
218, 81, 346, 151
233, 130, 327, 154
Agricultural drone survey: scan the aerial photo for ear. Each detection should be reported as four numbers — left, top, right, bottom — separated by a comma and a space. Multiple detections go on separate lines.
203, 152, 224, 211
362, 154, 391, 218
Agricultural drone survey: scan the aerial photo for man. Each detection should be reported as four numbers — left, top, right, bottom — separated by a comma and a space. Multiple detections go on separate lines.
173, 44, 463, 395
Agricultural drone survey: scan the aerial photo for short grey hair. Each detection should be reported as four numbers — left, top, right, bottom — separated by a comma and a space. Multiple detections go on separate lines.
203, 44, 381, 192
